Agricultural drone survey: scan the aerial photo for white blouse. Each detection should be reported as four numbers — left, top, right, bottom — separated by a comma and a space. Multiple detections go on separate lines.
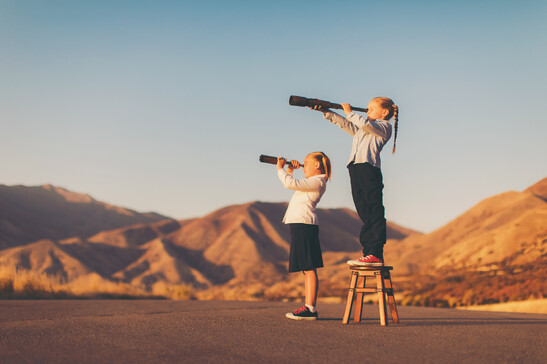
324, 111, 392, 168
277, 169, 327, 225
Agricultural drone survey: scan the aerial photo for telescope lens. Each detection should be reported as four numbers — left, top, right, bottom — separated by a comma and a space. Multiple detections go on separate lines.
289, 95, 308, 107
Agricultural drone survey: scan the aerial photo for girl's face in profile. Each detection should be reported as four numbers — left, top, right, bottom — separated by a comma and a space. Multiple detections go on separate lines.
367, 100, 389, 121
303, 155, 321, 178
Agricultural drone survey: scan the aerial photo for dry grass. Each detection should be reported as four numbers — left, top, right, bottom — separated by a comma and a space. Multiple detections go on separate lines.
0, 265, 70, 299
0, 265, 195, 300
152, 281, 196, 300
2, 262, 544, 310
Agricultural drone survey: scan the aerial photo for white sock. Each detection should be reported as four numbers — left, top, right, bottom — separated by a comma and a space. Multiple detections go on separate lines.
305, 304, 316, 313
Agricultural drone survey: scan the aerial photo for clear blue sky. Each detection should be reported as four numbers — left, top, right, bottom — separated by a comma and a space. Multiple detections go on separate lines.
1, 0, 546, 232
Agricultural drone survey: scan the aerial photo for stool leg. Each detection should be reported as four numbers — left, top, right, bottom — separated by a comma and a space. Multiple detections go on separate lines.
384, 271, 400, 324
375, 271, 387, 326
342, 271, 358, 324
353, 275, 366, 323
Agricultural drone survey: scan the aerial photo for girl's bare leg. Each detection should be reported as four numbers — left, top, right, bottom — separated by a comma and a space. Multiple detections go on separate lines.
304, 269, 318, 307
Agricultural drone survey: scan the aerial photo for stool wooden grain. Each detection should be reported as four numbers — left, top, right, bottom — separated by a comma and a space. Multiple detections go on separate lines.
342, 266, 400, 326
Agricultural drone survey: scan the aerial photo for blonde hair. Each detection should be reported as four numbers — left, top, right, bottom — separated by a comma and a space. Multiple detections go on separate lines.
308, 151, 332, 180
372, 97, 399, 154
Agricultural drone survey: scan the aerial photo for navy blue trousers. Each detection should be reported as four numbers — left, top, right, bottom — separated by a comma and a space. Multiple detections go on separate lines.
348, 162, 387, 259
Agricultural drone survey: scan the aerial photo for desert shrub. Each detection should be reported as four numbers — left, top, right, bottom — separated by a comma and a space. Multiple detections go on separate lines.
396, 257, 547, 308
153, 282, 195, 300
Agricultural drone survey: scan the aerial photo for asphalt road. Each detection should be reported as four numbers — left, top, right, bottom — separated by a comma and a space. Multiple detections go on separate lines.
0, 300, 546, 363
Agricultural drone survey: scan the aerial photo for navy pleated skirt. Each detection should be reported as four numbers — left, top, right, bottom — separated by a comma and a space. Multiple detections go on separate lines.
288, 223, 324, 272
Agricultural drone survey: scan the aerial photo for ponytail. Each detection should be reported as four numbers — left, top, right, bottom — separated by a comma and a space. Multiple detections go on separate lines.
392, 105, 399, 154
321, 152, 332, 181
310, 151, 332, 180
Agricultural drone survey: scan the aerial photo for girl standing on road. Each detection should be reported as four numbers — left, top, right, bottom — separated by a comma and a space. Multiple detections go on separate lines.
312, 97, 398, 267
277, 152, 331, 320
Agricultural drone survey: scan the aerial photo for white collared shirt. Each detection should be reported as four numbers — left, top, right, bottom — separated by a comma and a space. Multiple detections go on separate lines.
325, 111, 392, 168
277, 169, 327, 225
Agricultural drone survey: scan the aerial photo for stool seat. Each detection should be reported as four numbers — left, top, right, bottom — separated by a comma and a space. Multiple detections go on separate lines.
342, 265, 400, 326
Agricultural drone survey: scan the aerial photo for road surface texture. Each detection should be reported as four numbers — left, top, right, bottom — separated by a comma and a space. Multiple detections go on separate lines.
1, 300, 545, 363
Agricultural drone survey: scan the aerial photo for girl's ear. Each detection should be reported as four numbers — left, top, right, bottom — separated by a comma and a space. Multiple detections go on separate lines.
314, 160, 321, 170
381, 108, 390, 119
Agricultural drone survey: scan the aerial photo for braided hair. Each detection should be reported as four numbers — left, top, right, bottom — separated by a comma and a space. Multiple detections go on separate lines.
373, 97, 399, 154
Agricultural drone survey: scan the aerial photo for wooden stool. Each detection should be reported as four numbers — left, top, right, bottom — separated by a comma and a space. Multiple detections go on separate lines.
342, 266, 400, 326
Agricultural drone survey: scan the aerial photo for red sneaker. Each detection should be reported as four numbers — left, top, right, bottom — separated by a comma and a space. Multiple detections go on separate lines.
347, 255, 384, 266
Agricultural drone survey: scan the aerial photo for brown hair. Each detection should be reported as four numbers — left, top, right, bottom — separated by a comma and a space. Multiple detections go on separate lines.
373, 97, 399, 154
308, 151, 332, 180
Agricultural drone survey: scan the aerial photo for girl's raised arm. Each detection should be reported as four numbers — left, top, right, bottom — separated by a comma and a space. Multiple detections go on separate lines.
277, 169, 325, 192
324, 111, 361, 136
346, 113, 390, 139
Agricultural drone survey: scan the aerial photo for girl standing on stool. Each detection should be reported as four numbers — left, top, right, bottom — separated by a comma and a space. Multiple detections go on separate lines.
312, 97, 399, 267
277, 152, 331, 320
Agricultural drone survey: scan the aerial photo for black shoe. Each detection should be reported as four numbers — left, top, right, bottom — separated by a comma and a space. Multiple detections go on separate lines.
285, 306, 318, 321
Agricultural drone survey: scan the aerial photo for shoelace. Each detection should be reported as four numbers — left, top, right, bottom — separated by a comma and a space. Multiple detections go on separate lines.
293, 306, 308, 315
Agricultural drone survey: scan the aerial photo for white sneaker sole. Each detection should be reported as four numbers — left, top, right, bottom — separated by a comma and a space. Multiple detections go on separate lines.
285, 312, 318, 321
347, 260, 384, 266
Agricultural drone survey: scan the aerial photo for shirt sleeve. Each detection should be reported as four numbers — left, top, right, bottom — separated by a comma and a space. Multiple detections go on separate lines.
324, 111, 360, 136
347, 112, 390, 139
277, 169, 324, 192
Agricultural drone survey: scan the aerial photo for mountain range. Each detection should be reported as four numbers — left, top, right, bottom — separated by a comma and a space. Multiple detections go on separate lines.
384, 178, 547, 275
0, 184, 168, 250
0, 178, 545, 302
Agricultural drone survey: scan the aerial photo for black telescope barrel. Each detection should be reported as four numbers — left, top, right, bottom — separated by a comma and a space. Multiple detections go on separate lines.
288, 95, 316, 107
259, 155, 278, 164
289, 95, 368, 112
259, 154, 303, 166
